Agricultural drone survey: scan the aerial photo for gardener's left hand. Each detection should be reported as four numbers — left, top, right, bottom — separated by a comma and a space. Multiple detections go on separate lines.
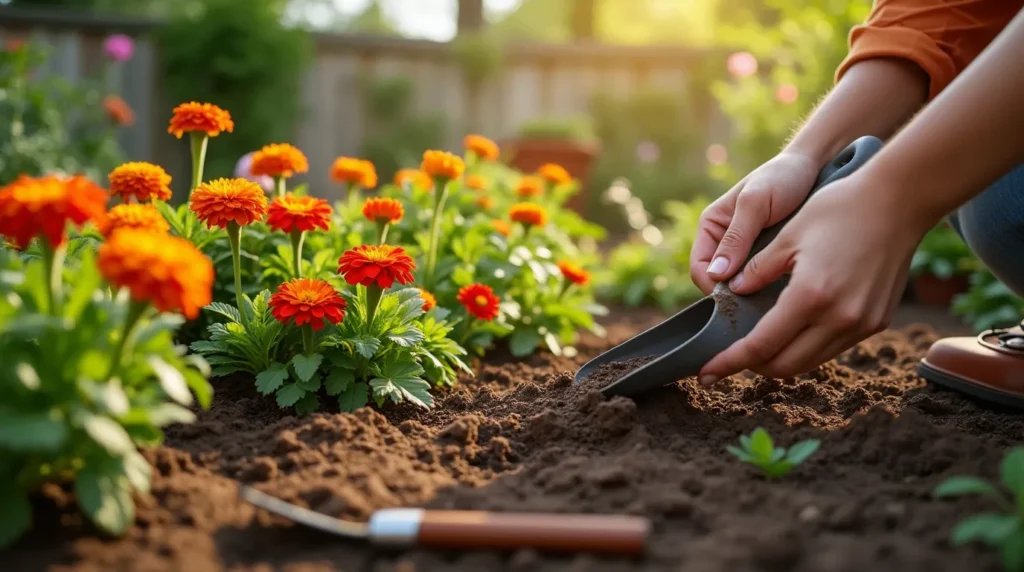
698, 171, 931, 385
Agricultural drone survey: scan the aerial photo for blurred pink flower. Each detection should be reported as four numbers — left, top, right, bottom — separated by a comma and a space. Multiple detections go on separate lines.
776, 83, 799, 104
103, 34, 134, 62
706, 144, 728, 165
235, 151, 275, 193
636, 141, 660, 164
727, 52, 758, 78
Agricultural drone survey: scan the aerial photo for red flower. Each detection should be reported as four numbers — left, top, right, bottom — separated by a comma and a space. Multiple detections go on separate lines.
362, 197, 404, 224
419, 288, 437, 312
269, 278, 347, 331
557, 260, 591, 286
338, 244, 416, 288
266, 193, 333, 233
457, 283, 500, 321
509, 203, 548, 227
0, 175, 108, 249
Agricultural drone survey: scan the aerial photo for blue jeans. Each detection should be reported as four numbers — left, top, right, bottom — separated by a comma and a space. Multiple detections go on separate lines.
948, 164, 1024, 296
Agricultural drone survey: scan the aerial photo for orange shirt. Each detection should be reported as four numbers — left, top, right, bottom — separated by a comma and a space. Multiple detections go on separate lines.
836, 0, 1023, 100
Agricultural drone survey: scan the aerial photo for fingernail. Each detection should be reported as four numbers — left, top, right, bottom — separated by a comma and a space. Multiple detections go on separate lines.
729, 274, 744, 290
707, 256, 728, 275
700, 374, 720, 387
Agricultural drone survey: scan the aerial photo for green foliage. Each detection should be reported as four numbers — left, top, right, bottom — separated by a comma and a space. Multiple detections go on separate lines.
952, 269, 1024, 332
935, 447, 1024, 571
727, 427, 820, 479
189, 291, 287, 377
517, 116, 596, 143
911, 223, 978, 279
360, 76, 447, 186
450, 31, 504, 86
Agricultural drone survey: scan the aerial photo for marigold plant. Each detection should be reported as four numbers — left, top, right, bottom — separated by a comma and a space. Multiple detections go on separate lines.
394, 168, 432, 191
167, 101, 234, 139
190, 178, 268, 229
476, 196, 494, 211
269, 278, 346, 339
108, 162, 173, 203
509, 202, 549, 228
0, 174, 108, 249
538, 162, 571, 186
419, 288, 437, 312
558, 260, 591, 286
362, 197, 404, 224
463, 134, 499, 162
457, 283, 500, 321
250, 143, 309, 197
421, 150, 466, 182
266, 193, 332, 279
516, 176, 544, 198
331, 157, 377, 193
492, 219, 512, 237
100, 203, 170, 237
338, 244, 416, 289
103, 95, 135, 126
465, 174, 487, 191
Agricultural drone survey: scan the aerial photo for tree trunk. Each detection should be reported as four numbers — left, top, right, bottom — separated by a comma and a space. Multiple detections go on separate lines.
570, 0, 597, 41
457, 0, 484, 34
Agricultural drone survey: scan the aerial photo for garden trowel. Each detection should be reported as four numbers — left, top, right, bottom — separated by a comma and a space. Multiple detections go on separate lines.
575, 136, 884, 398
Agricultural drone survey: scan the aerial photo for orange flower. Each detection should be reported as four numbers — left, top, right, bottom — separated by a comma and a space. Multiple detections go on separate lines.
167, 101, 234, 139
418, 288, 437, 312
537, 163, 572, 185
515, 176, 544, 198
97, 229, 213, 319
476, 195, 494, 210
108, 162, 172, 202
465, 175, 487, 192
492, 219, 511, 237
338, 244, 416, 288
269, 278, 347, 331
100, 203, 170, 237
509, 203, 548, 227
421, 150, 465, 181
104, 95, 135, 127
362, 197, 404, 224
250, 143, 309, 179
557, 260, 591, 286
190, 178, 268, 229
0, 175, 108, 249
457, 283, 500, 321
463, 134, 499, 161
394, 168, 432, 191
330, 157, 377, 189
266, 193, 332, 233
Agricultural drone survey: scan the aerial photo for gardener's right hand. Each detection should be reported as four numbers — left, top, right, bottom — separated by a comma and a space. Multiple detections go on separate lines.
689, 152, 822, 294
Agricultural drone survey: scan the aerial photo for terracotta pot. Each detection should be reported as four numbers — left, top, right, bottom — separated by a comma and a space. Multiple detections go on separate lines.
912, 273, 971, 306
504, 138, 599, 214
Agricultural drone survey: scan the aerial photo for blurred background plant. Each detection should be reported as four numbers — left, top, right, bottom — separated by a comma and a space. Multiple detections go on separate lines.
360, 75, 447, 184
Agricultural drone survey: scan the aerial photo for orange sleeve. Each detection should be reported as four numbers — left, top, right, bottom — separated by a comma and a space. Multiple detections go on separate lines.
836, 0, 1024, 100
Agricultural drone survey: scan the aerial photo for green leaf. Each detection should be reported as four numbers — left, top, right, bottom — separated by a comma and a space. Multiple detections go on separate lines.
146, 403, 196, 426
352, 336, 381, 359
935, 476, 1002, 499
147, 356, 192, 406
785, 440, 820, 465
81, 413, 134, 455
297, 375, 321, 392
65, 249, 101, 320
726, 445, 753, 463
327, 351, 358, 370
75, 466, 134, 536
120, 450, 152, 495
1001, 448, 1024, 493
951, 513, 1018, 546
255, 363, 289, 395
276, 384, 306, 408
739, 434, 752, 450
1003, 531, 1024, 572
749, 428, 774, 460
338, 382, 369, 412
184, 368, 213, 409
509, 329, 541, 357
0, 488, 32, 548
370, 361, 432, 409
294, 392, 320, 416
205, 302, 242, 323
0, 411, 67, 451
291, 353, 324, 382
325, 368, 355, 396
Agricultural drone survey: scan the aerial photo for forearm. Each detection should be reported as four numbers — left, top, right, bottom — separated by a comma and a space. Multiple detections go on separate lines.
785, 58, 928, 165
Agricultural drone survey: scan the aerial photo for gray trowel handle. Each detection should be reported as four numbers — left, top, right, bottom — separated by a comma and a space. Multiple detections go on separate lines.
745, 135, 883, 264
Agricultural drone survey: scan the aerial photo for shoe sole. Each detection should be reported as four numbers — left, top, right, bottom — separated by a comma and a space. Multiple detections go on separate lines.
918, 361, 1024, 410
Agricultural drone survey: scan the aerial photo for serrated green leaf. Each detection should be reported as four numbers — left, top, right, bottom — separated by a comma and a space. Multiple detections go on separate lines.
951, 513, 1018, 546
325, 368, 355, 396
255, 363, 289, 395
294, 392, 320, 415
785, 440, 820, 465
935, 476, 1002, 499
352, 336, 381, 359
81, 413, 134, 455
327, 351, 358, 370
292, 353, 324, 382
147, 356, 192, 406
297, 375, 321, 392
1001, 448, 1024, 493
205, 302, 242, 323
749, 428, 774, 460
276, 383, 305, 408
0, 488, 32, 548
0, 411, 67, 451
75, 466, 134, 536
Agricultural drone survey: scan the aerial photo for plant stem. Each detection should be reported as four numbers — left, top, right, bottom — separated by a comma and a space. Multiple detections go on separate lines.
274, 176, 286, 199
365, 284, 384, 330
301, 324, 314, 355
376, 221, 390, 245
290, 229, 305, 279
227, 222, 246, 324
424, 178, 449, 289
41, 240, 66, 317
189, 133, 209, 195
106, 300, 148, 380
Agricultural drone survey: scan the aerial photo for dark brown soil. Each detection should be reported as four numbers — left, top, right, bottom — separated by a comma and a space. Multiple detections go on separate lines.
8, 308, 1020, 572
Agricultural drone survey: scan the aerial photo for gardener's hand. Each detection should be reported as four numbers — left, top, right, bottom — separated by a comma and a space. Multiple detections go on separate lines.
690, 152, 822, 294
698, 171, 929, 384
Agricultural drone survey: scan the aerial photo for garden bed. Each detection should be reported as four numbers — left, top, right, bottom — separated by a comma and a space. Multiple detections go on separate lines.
8, 308, 1016, 572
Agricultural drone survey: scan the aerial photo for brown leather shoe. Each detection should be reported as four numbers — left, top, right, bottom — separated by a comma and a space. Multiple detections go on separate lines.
919, 324, 1024, 408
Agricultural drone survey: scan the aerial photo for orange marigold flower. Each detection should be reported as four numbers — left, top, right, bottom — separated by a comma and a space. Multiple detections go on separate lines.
537, 163, 572, 185
394, 168, 432, 190
97, 229, 213, 319
266, 193, 332, 233
476, 195, 494, 210
100, 203, 170, 237
108, 162, 173, 202
330, 157, 378, 189
250, 143, 309, 179
418, 288, 437, 312
167, 101, 233, 139
557, 260, 591, 286
0, 175, 108, 249
457, 283, 500, 321
338, 244, 416, 289
362, 197, 404, 224
269, 278, 347, 331
104, 95, 135, 126
421, 150, 465, 181
515, 176, 544, 198
492, 219, 511, 237
509, 203, 548, 227
463, 134, 499, 161
190, 178, 268, 229
465, 175, 487, 192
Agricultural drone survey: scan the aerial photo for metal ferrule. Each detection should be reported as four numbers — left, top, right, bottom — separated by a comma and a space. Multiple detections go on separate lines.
368, 508, 424, 547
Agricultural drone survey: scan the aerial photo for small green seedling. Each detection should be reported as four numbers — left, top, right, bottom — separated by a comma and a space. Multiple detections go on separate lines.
934, 447, 1024, 571
726, 427, 820, 479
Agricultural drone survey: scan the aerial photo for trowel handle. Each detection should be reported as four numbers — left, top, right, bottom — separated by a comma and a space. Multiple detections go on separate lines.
745, 135, 884, 263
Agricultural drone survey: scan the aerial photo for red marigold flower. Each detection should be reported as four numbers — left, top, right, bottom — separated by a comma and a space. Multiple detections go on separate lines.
190, 178, 268, 229
394, 168, 432, 191
418, 288, 436, 312
537, 162, 571, 185
492, 219, 511, 237
465, 175, 487, 192
269, 278, 347, 331
338, 244, 416, 288
108, 162, 172, 202
509, 203, 548, 227
167, 101, 234, 139
100, 203, 170, 237
266, 193, 332, 233
463, 134, 499, 161
421, 150, 465, 181
515, 176, 544, 198
362, 197, 404, 224
0, 174, 108, 249
104, 95, 135, 127
250, 143, 309, 179
557, 260, 591, 286
457, 283, 500, 321
330, 157, 378, 189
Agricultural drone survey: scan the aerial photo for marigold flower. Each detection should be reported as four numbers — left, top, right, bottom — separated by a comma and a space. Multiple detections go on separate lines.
190, 178, 268, 229
465, 175, 487, 192
509, 203, 548, 227
463, 134, 499, 161
97, 229, 213, 319
515, 176, 544, 198
0, 175, 108, 249
330, 157, 377, 189
250, 143, 309, 179
266, 193, 332, 233
100, 203, 170, 237
104, 95, 135, 126
167, 102, 234, 139
537, 163, 572, 186
492, 219, 511, 237
362, 197, 404, 224
338, 244, 416, 289
269, 278, 347, 331
457, 283, 500, 321
476, 195, 494, 210
557, 260, 591, 286
394, 168, 432, 190
108, 162, 172, 202
418, 288, 437, 312
421, 150, 465, 181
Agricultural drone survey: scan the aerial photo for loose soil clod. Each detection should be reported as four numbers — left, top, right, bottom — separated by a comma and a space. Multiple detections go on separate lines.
7, 314, 1020, 572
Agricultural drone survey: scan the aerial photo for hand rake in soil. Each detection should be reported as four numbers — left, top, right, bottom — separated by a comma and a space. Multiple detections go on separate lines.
575, 136, 884, 398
